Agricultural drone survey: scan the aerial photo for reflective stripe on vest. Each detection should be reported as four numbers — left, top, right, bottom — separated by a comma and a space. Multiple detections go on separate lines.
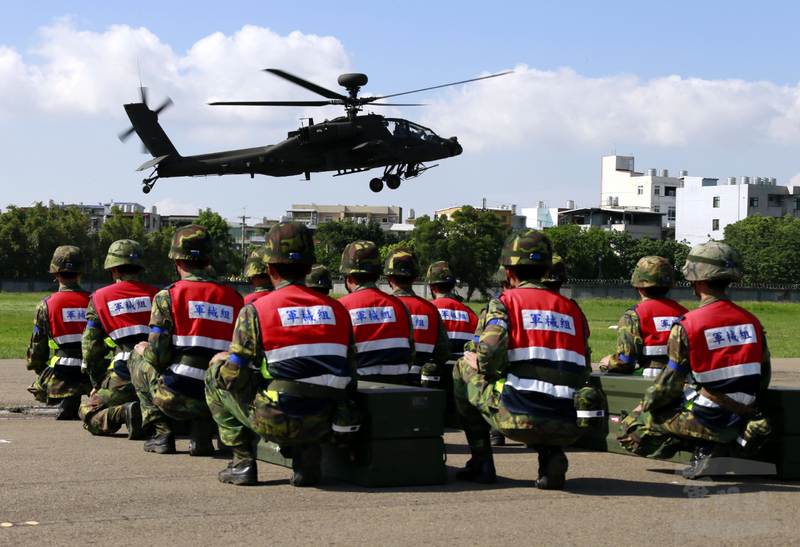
357, 364, 410, 376
46, 291, 90, 350
397, 294, 440, 359
431, 297, 478, 351
505, 373, 574, 400
169, 363, 206, 380
52, 333, 82, 345
108, 325, 150, 340
49, 356, 82, 368
172, 335, 231, 352
631, 298, 687, 362
91, 280, 159, 343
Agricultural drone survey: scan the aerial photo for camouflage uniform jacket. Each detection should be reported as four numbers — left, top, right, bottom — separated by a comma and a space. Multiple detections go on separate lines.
26, 282, 85, 374
474, 281, 592, 382
604, 297, 671, 374
213, 279, 359, 394
142, 269, 216, 371
643, 292, 771, 412
392, 285, 450, 367
82, 274, 141, 388
351, 281, 416, 368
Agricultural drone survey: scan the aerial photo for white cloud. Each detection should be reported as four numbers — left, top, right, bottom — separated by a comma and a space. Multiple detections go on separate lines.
152, 197, 200, 216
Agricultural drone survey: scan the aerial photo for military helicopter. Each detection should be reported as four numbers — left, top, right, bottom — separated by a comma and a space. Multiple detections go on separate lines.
119, 69, 510, 194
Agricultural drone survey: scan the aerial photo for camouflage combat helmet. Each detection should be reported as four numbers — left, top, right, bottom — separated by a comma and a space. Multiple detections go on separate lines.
631, 256, 672, 288
426, 261, 456, 285
498, 228, 552, 267
264, 221, 316, 264
541, 255, 566, 283
341, 240, 383, 275
49, 245, 85, 274
205, 264, 217, 279
244, 246, 269, 277
169, 225, 213, 261
104, 239, 146, 270
682, 242, 741, 282
385, 247, 420, 277
306, 264, 333, 292
495, 265, 508, 284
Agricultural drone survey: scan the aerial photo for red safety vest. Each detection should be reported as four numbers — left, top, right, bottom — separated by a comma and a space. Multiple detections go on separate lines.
91, 280, 159, 344
338, 288, 412, 375
632, 298, 688, 358
244, 289, 272, 306
169, 280, 243, 355
679, 300, 763, 428
46, 290, 91, 352
254, 284, 352, 387
431, 297, 478, 354
396, 295, 440, 360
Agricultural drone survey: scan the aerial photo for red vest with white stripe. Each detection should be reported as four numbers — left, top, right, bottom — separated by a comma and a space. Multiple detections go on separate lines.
244, 289, 272, 306
254, 284, 352, 387
338, 288, 412, 374
396, 295, 439, 361
680, 300, 763, 428
632, 298, 688, 359
498, 287, 587, 420
91, 280, 159, 347
169, 280, 243, 356
431, 297, 478, 354
46, 290, 91, 354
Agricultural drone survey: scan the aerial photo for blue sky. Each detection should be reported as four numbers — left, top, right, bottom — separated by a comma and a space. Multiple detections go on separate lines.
3, 1, 800, 224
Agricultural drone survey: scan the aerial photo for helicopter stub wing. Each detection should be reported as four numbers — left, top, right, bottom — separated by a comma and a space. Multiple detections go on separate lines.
351, 140, 388, 154
136, 155, 170, 172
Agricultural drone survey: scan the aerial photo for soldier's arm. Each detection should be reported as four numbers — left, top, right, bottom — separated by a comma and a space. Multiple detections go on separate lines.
143, 290, 173, 371
759, 326, 771, 392
642, 323, 688, 411
25, 300, 51, 373
604, 311, 642, 374
431, 314, 451, 366
474, 298, 510, 378
82, 300, 111, 388
214, 304, 263, 393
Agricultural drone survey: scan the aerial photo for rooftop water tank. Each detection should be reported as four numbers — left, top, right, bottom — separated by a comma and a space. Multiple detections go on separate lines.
727, 177, 736, 185
647, 168, 657, 176
740, 176, 750, 185
566, 200, 575, 209
679, 170, 688, 177
659, 169, 669, 177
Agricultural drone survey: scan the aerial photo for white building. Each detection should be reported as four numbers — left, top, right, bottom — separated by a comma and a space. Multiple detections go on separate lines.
559, 207, 664, 240
522, 201, 574, 230
676, 176, 800, 247
600, 155, 684, 228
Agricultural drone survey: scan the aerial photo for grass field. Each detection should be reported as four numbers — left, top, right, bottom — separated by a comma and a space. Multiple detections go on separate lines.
2, 292, 798, 359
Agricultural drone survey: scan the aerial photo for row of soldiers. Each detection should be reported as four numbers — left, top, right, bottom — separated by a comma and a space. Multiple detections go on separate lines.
26, 222, 770, 489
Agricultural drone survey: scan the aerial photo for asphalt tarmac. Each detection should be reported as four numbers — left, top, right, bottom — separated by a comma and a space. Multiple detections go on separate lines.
2, 358, 800, 546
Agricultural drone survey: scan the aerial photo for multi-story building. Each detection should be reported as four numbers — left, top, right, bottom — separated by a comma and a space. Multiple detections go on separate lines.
286, 204, 402, 229
435, 202, 526, 230
522, 201, 574, 229
559, 206, 664, 240
676, 176, 800, 247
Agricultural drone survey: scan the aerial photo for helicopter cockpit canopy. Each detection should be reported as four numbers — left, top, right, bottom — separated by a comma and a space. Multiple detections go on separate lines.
384, 119, 441, 144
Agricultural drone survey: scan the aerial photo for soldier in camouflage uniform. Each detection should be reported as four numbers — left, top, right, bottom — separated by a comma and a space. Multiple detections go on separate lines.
79, 240, 158, 438
427, 261, 479, 356
306, 264, 333, 295
540, 255, 567, 292
130, 225, 243, 456
205, 222, 359, 486
384, 248, 450, 387
26, 246, 92, 419
243, 246, 274, 304
617, 243, 771, 479
600, 256, 687, 377
453, 229, 592, 489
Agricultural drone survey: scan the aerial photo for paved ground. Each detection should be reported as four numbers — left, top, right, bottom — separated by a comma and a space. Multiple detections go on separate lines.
2, 359, 800, 546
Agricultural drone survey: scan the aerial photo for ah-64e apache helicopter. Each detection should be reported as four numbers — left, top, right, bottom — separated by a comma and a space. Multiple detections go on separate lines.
119, 69, 510, 194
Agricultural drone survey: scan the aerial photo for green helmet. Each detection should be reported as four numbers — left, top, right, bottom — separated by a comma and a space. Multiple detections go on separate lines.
341, 240, 382, 275
205, 265, 217, 279
306, 264, 333, 293
49, 245, 85, 274
498, 228, 552, 267
385, 247, 420, 277
495, 265, 508, 284
264, 221, 316, 264
169, 224, 213, 261
104, 239, 146, 270
542, 255, 567, 283
682, 242, 741, 282
631, 256, 673, 287
244, 246, 269, 277
426, 261, 456, 285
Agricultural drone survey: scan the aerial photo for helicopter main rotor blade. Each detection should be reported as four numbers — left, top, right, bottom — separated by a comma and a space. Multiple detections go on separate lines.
209, 100, 337, 107
264, 68, 349, 101
366, 103, 427, 107
373, 70, 513, 100
140, 86, 149, 106
118, 126, 136, 142
154, 97, 173, 115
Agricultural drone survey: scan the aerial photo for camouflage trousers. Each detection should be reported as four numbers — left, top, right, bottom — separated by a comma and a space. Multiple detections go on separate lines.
453, 360, 585, 460
27, 367, 91, 404
617, 407, 742, 458
128, 353, 210, 431
78, 372, 137, 436
204, 360, 333, 455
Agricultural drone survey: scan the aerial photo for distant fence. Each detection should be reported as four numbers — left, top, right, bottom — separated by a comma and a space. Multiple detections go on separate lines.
3, 278, 798, 303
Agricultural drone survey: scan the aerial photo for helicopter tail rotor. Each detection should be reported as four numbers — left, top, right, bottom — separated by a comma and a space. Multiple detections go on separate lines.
118, 88, 174, 152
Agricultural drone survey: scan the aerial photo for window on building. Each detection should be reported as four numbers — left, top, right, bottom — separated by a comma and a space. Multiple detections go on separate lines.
668, 206, 676, 221
382, 218, 388, 223
388, 216, 397, 223
664, 187, 676, 197
795, 198, 800, 211
712, 196, 720, 208
749, 197, 759, 208
712, 219, 720, 231
501, 215, 507, 223
768, 194, 785, 207
653, 206, 660, 213
324, 216, 333, 222
637, 186, 643, 195
653, 186, 661, 196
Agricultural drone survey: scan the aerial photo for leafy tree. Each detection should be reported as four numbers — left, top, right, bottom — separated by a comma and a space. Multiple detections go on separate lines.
195, 211, 243, 278
314, 219, 399, 275
724, 214, 800, 283
87, 207, 148, 280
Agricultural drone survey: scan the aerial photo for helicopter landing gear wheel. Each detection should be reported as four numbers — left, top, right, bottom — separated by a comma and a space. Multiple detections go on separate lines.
385, 174, 401, 190
369, 177, 384, 193
141, 174, 158, 194
142, 186, 151, 194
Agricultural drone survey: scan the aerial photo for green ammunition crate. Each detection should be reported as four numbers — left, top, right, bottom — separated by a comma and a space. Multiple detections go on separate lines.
440, 361, 460, 428
355, 381, 445, 439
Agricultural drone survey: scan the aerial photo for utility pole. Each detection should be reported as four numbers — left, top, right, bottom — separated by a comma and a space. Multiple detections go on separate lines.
240, 207, 251, 277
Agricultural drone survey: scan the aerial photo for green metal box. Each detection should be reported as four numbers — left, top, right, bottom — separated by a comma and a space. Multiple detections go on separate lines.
355, 381, 445, 439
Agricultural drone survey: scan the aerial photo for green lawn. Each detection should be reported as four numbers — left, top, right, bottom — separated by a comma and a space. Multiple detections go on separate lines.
2, 292, 798, 359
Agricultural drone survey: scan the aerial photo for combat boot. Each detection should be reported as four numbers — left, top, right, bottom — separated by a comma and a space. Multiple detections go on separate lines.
188, 417, 215, 457
218, 460, 258, 486
489, 428, 506, 446
289, 444, 323, 487
143, 432, 176, 454
123, 401, 148, 440
683, 442, 725, 480
535, 446, 569, 490
55, 396, 81, 421
455, 458, 497, 484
